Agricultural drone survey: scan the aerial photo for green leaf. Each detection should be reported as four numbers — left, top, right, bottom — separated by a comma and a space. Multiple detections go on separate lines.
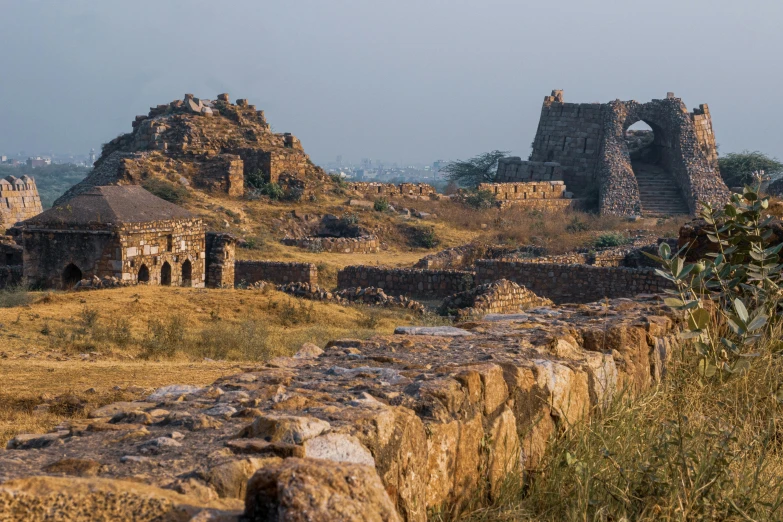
688, 308, 710, 330
658, 242, 671, 259
663, 297, 685, 308
734, 298, 749, 322
699, 358, 717, 378
746, 314, 767, 332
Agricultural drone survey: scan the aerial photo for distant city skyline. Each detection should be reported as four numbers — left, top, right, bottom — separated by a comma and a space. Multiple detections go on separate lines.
1, 1, 782, 166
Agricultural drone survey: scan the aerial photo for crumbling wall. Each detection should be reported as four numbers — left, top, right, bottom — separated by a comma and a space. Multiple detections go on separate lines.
475, 260, 672, 303
281, 235, 380, 254
205, 232, 236, 288
495, 159, 564, 183
338, 266, 474, 298
235, 261, 318, 286
346, 182, 436, 199
440, 279, 553, 320
0, 176, 43, 232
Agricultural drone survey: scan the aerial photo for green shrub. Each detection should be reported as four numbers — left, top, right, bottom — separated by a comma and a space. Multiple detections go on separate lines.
406, 225, 439, 249
142, 178, 189, 203
463, 189, 496, 210
246, 169, 267, 190
565, 216, 590, 233
718, 150, 783, 187
594, 232, 628, 248
374, 197, 390, 212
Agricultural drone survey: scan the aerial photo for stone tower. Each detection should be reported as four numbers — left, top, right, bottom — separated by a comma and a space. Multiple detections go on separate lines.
0, 175, 43, 233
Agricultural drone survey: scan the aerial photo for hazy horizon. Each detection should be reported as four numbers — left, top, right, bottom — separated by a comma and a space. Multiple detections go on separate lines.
1, 0, 780, 165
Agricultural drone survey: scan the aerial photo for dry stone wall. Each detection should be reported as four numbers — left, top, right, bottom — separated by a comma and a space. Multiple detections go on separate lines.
205, 232, 236, 288
495, 158, 564, 182
440, 279, 553, 320
282, 234, 380, 253
0, 176, 43, 232
475, 260, 672, 303
338, 266, 474, 298
235, 260, 318, 286
346, 182, 436, 199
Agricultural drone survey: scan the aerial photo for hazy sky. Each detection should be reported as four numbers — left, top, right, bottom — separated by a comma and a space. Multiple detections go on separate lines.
0, 0, 780, 165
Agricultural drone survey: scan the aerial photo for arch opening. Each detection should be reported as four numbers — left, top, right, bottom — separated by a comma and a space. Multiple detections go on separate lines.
62, 263, 82, 289
181, 260, 192, 287
161, 262, 172, 286
138, 264, 150, 283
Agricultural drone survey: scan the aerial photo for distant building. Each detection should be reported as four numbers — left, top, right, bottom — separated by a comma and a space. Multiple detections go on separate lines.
26, 157, 51, 168
89, 148, 96, 165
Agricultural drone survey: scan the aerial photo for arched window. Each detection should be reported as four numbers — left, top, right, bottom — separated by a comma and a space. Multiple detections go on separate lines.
181, 260, 192, 287
62, 263, 82, 289
138, 264, 150, 283
161, 262, 172, 286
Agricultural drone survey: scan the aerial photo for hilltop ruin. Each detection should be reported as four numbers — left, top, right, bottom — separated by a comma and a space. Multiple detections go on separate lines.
55, 94, 325, 205
497, 90, 729, 216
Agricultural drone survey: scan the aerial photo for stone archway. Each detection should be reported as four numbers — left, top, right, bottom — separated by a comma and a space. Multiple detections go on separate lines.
138, 264, 150, 283
62, 263, 82, 289
181, 260, 192, 287
161, 262, 172, 286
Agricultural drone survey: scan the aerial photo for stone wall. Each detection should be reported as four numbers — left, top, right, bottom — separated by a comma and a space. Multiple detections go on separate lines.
205, 232, 237, 288
281, 235, 380, 254
235, 260, 318, 286
474, 260, 672, 303
338, 266, 474, 298
495, 158, 564, 182
346, 182, 436, 199
193, 154, 244, 196
478, 181, 570, 207
0, 176, 43, 232
0, 237, 23, 266
0, 265, 22, 289
440, 279, 553, 320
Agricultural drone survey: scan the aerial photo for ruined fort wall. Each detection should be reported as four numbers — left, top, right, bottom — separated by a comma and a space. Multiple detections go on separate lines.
495, 159, 564, 183
346, 182, 436, 199
0, 176, 43, 232
337, 266, 474, 298
281, 235, 380, 254
528, 92, 605, 197
235, 261, 318, 286
475, 260, 671, 303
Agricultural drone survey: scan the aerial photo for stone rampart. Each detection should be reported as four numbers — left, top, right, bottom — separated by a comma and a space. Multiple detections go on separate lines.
235, 260, 317, 286
495, 158, 564, 182
0, 176, 43, 232
346, 182, 436, 199
205, 232, 237, 288
282, 234, 380, 253
338, 266, 474, 298
475, 260, 672, 303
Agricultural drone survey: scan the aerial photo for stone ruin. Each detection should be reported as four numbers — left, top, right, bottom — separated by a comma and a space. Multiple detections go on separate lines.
497, 90, 730, 216
0, 175, 43, 232
54, 93, 326, 206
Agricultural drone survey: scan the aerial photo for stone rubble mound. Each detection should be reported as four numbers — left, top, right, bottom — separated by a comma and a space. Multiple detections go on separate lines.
0, 296, 681, 521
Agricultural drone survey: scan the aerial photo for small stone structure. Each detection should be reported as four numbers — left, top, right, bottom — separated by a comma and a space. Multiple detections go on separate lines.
205, 232, 237, 288
19, 186, 206, 289
501, 90, 729, 216
282, 234, 380, 253
477, 180, 577, 209
338, 266, 474, 299
0, 175, 43, 232
474, 260, 672, 303
440, 279, 553, 320
346, 182, 436, 199
235, 260, 318, 286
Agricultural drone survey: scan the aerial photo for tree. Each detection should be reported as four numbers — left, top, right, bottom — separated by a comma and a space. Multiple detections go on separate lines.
718, 150, 783, 188
440, 150, 508, 187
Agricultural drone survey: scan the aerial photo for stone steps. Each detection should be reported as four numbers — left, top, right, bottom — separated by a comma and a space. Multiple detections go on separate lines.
633, 161, 690, 216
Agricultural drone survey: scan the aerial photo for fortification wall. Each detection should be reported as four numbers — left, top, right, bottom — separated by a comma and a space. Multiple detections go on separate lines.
475, 260, 671, 303
282, 235, 380, 254
205, 232, 237, 288
235, 260, 318, 286
495, 159, 564, 183
346, 182, 436, 199
0, 176, 43, 232
337, 266, 474, 298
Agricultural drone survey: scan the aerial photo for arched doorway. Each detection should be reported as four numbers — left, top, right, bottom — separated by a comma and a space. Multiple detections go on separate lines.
624, 120, 688, 215
138, 264, 150, 283
161, 262, 172, 286
62, 263, 82, 289
181, 260, 192, 287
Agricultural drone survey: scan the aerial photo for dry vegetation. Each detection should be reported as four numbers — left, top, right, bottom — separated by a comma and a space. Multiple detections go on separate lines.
0, 284, 433, 446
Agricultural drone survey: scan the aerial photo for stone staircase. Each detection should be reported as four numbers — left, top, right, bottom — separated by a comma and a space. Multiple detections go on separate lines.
632, 161, 691, 216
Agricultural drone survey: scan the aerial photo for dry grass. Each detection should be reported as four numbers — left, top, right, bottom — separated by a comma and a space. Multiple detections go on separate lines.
0, 285, 429, 445
455, 342, 783, 521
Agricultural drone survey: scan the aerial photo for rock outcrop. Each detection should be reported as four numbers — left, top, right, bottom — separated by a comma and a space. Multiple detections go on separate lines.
55, 94, 325, 206
0, 296, 681, 521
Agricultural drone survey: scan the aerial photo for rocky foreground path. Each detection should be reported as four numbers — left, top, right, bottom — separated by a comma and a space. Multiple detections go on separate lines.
0, 297, 680, 521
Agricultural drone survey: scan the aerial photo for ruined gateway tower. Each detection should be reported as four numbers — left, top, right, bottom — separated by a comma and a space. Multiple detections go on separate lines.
497, 90, 730, 216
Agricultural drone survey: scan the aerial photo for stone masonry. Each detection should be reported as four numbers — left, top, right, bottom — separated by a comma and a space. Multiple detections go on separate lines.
281, 234, 380, 254
0, 175, 43, 232
439, 279, 554, 320
205, 232, 237, 288
338, 266, 474, 299
502, 90, 729, 216
235, 261, 318, 286
346, 182, 436, 200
